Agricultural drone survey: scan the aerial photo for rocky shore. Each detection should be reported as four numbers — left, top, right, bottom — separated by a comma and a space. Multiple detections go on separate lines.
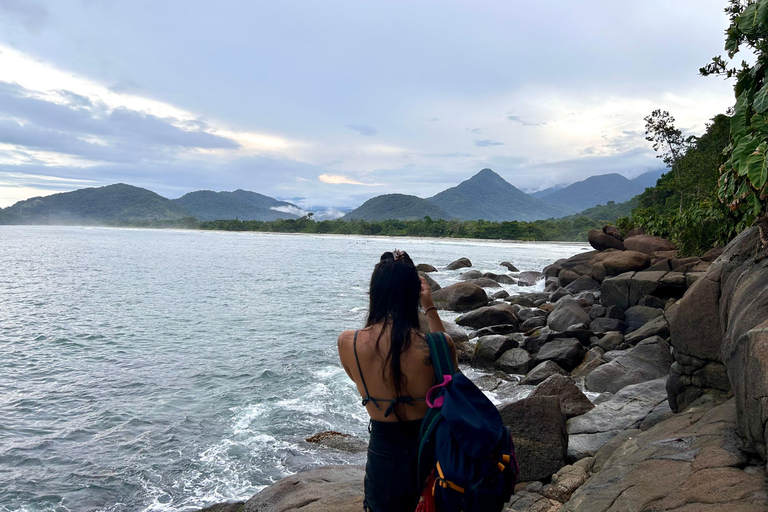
199, 227, 768, 512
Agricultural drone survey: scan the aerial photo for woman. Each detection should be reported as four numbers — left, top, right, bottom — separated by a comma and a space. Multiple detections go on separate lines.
337, 250, 459, 512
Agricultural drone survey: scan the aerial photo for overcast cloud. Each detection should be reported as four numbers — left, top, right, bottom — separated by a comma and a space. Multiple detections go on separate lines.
0, 0, 738, 208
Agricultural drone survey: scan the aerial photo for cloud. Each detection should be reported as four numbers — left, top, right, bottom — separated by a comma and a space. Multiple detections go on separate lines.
474, 139, 504, 147
270, 204, 307, 217
318, 173, 383, 186
470, 128, 482, 134
345, 124, 378, 136
507, 115, 546, 126
0, 0, 48, 31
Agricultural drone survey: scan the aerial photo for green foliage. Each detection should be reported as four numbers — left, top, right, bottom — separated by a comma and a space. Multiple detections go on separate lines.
343, 194, 451, 221
701, 0, 768, 221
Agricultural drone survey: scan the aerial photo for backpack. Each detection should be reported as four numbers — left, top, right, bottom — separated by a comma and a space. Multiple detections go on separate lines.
417, 331, 520, 512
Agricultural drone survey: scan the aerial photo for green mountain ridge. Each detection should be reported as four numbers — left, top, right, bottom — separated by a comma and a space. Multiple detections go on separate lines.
342, 194, 451, 221
173, 189, 301, 221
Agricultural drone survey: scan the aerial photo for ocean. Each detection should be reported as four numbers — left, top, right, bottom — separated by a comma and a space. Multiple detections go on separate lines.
0, 226, 588, 511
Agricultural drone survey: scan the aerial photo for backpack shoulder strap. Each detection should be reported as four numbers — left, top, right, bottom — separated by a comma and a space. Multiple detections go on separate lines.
425, 331, 455, 379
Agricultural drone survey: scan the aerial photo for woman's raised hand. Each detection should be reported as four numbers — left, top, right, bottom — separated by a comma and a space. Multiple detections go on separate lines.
419, 276, 435, 310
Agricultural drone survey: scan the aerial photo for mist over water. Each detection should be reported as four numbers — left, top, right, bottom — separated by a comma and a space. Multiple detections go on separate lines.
0, 227, 587, 511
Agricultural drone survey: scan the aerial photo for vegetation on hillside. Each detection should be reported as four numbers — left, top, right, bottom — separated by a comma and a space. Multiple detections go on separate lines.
342, 194, 451, 221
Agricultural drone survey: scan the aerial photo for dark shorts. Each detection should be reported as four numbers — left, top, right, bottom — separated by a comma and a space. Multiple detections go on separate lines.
363, 419, 432, 512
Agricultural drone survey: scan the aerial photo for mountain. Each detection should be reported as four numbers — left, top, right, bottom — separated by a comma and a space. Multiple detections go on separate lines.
426, 168, 574, 221
537, 171, 665, 213
342, 194, 452, 221
173, 189, 302, 221
530, 184, 565, 198
0, 183, 191, 224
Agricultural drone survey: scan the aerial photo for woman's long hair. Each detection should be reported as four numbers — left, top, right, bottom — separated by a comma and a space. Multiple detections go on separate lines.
366, 251, 421, 400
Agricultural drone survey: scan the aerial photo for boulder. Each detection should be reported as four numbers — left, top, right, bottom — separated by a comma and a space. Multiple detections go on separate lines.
549, 287, 572, 302
416, 263, 437, 273
588, 229, 625, 251
600, 251, 651, 276
535, 338, 586, 371
547, 298, 592, 332
492, 289, 509, 300
529, 374, 595, 418
625, 227, 645, 237
564, 276, 600, 294
418, 271, 441, 292
458, 270, 483, 280
243, 465, 364, 512
623, 305, 663, 331
507, 295, 536, 307
455, 303, 519, 330
589, 317, 627, 334
431, 282, 487, 312
463, 277, 502, 288
499, 396, 568, 481
474, 324, 521, 337
602, 225, 623, 241
483, 272, 516, 285
500, 261, 520, 272
495, 348, 533, 375
518, 271, 545, 287
442, 320, 469, 344
473, 334, 519, 366
623, 234, 676, 256
557, 268, 582, 287
571, 348, 607, 378
623, 314, 668, 345
521, 316, 547, 331
305, 432, 368, 453
565, 378, 669, 458
445, 257, 472, 270
595, 331, 624, 352
520, 360, 568, 386
585, 336, 674, 393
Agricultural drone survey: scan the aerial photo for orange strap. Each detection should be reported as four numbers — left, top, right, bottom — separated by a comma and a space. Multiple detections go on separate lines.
433, 461, 466, 494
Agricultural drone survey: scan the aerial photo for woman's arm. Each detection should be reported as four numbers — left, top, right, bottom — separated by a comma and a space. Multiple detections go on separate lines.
419, 276, 445, 333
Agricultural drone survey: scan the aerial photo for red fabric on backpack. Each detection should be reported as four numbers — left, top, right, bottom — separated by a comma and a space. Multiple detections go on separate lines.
415, 469, 436, 512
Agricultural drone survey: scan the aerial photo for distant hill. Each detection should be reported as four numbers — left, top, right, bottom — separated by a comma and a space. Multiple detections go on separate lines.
173, 189, 301, 221
0, 183, 191, 224
426, 168, 574, 221
630, 169, 666, 189
536, 171, 665, 213
530, 184, 565, 199
342, 194, 452, 221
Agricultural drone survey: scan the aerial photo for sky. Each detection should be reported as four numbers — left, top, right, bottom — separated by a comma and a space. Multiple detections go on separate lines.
0, 0, 739, 210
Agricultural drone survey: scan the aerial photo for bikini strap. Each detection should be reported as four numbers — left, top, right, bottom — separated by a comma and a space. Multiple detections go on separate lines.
353, 331, 382, 411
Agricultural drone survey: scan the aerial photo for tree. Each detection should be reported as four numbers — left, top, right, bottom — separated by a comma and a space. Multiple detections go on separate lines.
644, 110, 696, 213
701, 0, 768, 258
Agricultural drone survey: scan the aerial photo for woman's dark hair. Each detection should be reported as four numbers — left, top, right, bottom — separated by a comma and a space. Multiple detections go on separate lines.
366, 251, 421, 402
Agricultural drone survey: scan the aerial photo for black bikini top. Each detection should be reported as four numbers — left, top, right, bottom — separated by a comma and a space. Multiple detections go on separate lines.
353, 330, 425, 421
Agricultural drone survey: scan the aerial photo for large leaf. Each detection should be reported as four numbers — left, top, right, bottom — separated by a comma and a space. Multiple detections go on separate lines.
755, 82, 768, 113
751, 112, 768, 135
731, 94, 750, 138
746, 143, 768, 190
734, 135, 759, 175
739, 3, 760, 36
759, 0, 768, 26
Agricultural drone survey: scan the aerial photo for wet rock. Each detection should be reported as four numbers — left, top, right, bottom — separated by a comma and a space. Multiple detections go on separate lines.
501, 261, 520, 272
416, 263, 437, 273
518, 271, 545, 287
557, 268, 581, 287
547, 298, 592, 332
529, 374, 595, 418
484, 272, 516, 285
463, 277, 502, 288
431, 282, 488, 312
585, 336, 673, 393
305, 432, 368, 453
446, 257, 472, 270
549, 287, 572, 302
442, 320, 469, 343
198, 503, 246, 512
243, 465, 365, 512
495, 348, 533, 375
520, 361, 568, 386
456, 303, 519, 330
458, 269, 483, 280
535, 338, 586, 371
418, 271, 441, 292
500, 396, 568, 481
473, 334, 520, 366
493, 289, 510, 300
474, 324, 522, 338
507, 295, 536, 307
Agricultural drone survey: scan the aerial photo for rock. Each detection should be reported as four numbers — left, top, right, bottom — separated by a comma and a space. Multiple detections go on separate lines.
625, 227, 645, 237
445, 257, 472, 270
547, 298, 592, 332
623, 305, 663, 331
243, 465, 364, 512
701, 246, 725, 262
570, 348, 607, 379
605, 305, 624, 319
521, 316, 547, 331
623, 234, 676, 256
557, 269, 582, 287
463, 277, 502, 288
535, 338, 586, 371
505, 491, 562, 512
602, 224, 623, 241
541, 458, 592, 504
585, 336, 674, 393
600, 250, 651, 276
507, 295, 536, 307
442, 320, 469, 343
520, 360, 568, 386
588, 229, 625, 251
472, 374, 504, 391
595, 331, 624, 351
529, 374, 595, 418
198, 503, 246, 512
475, 324, 522, 338
560, 399, 768, 512
418, 271, 441, 292
305, 432, 368, 453
474, 334, 520, 366
416, 263, 437, 273
484, 272, 516, 285
637, 294, 668, 309
565, 378, 669, 458
456, 303, 519, 330
564, 276, 600, 294
501, 261, 520, 272
518, 271, 545, 287
493, 289, 510, 300
549, 287, 572, 302
623, 314, 668, 345
458, 270, 483, 280
495, 348, 533, 375
589, 305, 607, 319
499, 396, 568, 481
431, 282, 488, 312
589, 317, 627, 334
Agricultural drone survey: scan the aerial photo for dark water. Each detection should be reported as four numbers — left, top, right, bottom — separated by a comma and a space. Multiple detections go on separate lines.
0, 226, 586, 511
